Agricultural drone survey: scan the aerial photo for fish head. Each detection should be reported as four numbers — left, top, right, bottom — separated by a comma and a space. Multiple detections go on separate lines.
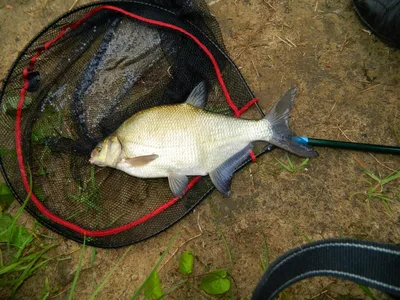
89, 136, 122, 167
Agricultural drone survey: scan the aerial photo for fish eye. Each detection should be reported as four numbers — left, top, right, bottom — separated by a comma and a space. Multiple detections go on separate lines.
95, 146, 102, 153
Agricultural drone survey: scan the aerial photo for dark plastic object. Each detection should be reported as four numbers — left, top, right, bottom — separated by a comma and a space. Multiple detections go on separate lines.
251, 238, 400, 300
352, 0, 400, 48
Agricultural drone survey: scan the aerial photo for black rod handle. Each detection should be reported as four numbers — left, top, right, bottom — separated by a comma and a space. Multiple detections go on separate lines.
293, 136, 400, 154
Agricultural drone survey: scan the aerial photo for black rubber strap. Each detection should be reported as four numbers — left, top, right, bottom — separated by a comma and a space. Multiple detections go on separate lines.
251, 238, 400, 300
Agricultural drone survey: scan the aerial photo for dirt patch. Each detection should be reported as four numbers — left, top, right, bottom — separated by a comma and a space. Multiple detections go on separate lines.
0, 0, 399, 299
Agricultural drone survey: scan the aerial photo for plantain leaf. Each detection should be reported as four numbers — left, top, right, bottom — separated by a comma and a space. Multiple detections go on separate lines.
200, 269, 231, 295
178, 250, 194, 275
144, 271, 163, 299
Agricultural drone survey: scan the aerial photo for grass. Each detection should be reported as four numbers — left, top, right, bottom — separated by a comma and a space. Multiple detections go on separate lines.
90, 247, 96, 267
352, 159, 400, 215
7, 173, 33, 250
275, 154, 310, 173
68, 165, 103, 215
39, 277, 50, 300
36, 146, 51, 176
212, 221, 234, 300
211, 217, 233, 272
161, 279, 188, 299
293, 224, 313, 243
259, 233, 292, 300
68, 236, 86, 300
0, 174, 61, 298
209, 200, 234, 299
260, 233, 269, 272
131, 232, 179, 299
357, 284, 377, 300
89, 245, 131, 300
0, 146, 16, 158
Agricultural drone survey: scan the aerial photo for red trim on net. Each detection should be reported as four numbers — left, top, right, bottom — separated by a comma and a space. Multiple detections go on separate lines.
16, 5, 258, 237
237, 98, 258, 116
249, 149, 257, 162
30, 51, 42, 69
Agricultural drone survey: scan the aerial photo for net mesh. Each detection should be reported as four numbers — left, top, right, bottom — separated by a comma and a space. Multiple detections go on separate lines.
0, 0, 268, 247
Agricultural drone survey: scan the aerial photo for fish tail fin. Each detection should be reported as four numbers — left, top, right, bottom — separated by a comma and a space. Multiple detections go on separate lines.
264, 88, 318, 158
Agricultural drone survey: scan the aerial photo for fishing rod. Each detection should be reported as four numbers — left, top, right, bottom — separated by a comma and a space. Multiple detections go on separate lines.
253, 102, 400, 155
293, 136, 400, 155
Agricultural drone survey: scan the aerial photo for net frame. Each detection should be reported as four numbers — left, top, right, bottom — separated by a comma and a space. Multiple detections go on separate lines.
0, 1, 272, 247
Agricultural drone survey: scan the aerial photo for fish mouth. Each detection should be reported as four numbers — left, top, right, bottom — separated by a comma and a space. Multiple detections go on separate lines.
89, 157, 94, 164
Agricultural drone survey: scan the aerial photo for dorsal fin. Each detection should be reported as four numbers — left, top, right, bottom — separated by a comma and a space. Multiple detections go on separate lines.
185, 81, 207, 108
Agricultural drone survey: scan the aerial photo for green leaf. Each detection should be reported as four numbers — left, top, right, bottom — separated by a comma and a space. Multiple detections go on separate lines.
162, 279, 188, 298
89, 246, 131, 300
358, 284, 377, 300
130, 232, 179, 300
178, 250, 194, 275
33, 187, 46, 202
11, 225, 33, 250
68, 237, 86, 300
39, 277, 50, 300
0, 183, 14, 211
144, 271, 163, 299
0, 213, 33, 250
90, 247, 96, 267
0, 146, 17, 158
278, 291, 292, 300
200, 269, 231, 295
382, 169, 400, 184
0, 212, 13, 237
260, 234, 269, 272
0, 212, 33, 250
10, 246, 50, 297
298, 158, 310, 169
2, 96, 32, 114
362, 168, 381, 183
275, 158, 292, 172
0, 260, 25, 276
286, 154, 294, 170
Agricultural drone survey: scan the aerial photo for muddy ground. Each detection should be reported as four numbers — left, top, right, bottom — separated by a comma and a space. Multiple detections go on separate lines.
0, 0, 399, 299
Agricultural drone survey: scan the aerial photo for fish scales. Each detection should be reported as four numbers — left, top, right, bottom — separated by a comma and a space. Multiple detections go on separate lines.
115, 104, 270, 177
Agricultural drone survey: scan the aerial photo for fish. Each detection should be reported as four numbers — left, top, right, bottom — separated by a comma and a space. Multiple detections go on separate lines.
89, 82, 318, 197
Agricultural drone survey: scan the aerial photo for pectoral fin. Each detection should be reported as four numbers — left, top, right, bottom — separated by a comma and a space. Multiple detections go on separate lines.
168, 172, 189, 197
210, 145, 253, 197
124, 154, 159, 167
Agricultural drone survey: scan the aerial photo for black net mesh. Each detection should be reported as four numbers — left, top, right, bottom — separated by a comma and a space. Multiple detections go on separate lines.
0, 0, 270, 247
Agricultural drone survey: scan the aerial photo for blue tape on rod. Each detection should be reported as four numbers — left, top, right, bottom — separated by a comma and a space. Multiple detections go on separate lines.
293, 136, 308, 145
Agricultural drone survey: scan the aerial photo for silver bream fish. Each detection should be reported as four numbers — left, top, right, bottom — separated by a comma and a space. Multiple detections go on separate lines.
89, 82, 318, 196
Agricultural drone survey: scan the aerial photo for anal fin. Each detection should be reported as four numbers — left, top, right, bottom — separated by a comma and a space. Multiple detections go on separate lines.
209, 145, 253, 197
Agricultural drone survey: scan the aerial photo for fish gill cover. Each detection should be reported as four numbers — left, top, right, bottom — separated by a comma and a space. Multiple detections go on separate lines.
0, 0, 270, 247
